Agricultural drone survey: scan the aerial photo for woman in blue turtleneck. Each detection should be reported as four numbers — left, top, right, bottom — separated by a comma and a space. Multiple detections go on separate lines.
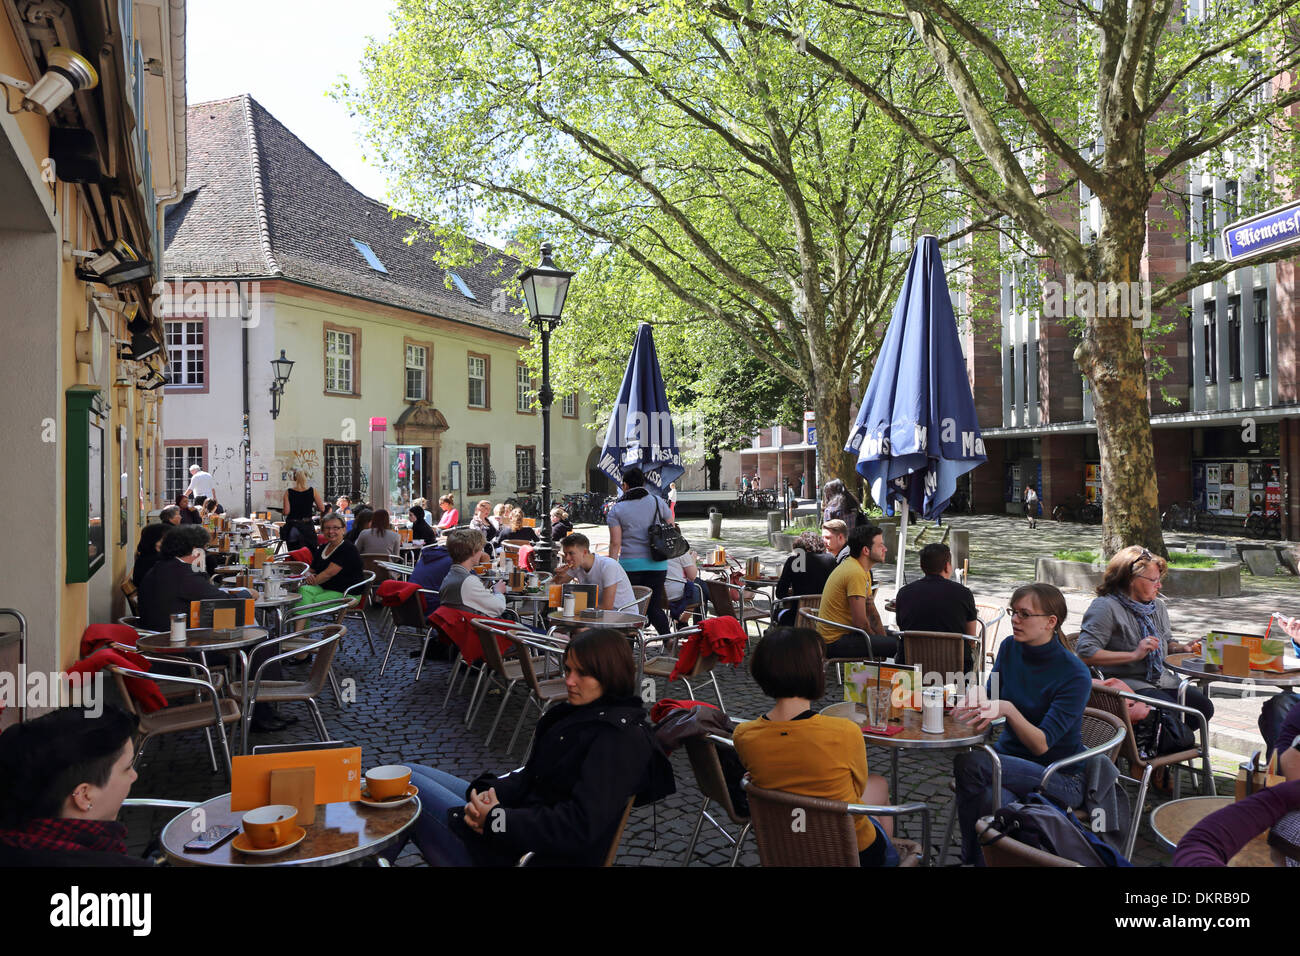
951, 582, 1091, 865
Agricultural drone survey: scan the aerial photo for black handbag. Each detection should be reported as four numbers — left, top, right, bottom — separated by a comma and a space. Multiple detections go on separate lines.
647, 496, 689, 560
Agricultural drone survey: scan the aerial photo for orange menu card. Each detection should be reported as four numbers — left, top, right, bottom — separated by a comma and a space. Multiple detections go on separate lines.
231, 747, 363, 811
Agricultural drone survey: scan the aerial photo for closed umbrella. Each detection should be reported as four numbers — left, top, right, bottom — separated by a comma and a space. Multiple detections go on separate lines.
597, 322, 684, 493
846, 235, 986, 593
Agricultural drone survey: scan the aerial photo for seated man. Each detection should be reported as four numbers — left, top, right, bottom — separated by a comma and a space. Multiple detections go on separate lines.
894, 542, 979, 674
138, 525, 240, 631
822, 519, 849, 564
555, 532, 635, 612
816, 524, 897, 660
438, 528, 508, 618
664, 550, 703, 626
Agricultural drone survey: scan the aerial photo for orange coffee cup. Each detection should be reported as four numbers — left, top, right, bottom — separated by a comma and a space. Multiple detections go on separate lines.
364, 764, 412, 800
242, 804, 298, 849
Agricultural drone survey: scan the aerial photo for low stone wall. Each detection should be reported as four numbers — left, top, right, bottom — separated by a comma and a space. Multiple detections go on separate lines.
1036, 556, 1241, 597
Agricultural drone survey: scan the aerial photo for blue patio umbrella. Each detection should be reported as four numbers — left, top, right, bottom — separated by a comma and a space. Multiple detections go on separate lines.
846, 235, 986, 591
597, 322, 684, 495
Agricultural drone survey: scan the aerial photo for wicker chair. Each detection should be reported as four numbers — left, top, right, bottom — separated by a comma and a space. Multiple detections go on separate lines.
618, 585, 653, 617
378, 588, 440, 679
771, 593, 821, 629
975, 817, 1083, 867
937, 708, 1128, 864
681, 733, 751, 866
500, 630, 571, 757
468, 619, 551, 747
109, 665, 240, 780
1087, 681, 1213, 850
743, 774, 929, 866
704, 579, 770, 639
898, 630, 983, 686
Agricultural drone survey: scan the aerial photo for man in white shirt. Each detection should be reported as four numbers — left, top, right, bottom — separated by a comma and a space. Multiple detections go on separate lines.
555, 532, 636, 612
184, 464, 215, 506
438, 528, 507, 617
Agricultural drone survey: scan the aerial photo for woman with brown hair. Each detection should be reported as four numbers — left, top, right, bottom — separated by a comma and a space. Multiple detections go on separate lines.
355, 508, 400, 556
1076, 545, 1213, 722
392, 628, 669, 866
951, 582, 1092, 864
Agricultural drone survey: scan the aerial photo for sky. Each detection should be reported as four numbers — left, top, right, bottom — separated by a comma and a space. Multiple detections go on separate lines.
185, 0, 398, 204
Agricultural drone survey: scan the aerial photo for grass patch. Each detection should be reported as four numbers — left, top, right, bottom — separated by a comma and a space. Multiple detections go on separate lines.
1051, 549, 1220, 568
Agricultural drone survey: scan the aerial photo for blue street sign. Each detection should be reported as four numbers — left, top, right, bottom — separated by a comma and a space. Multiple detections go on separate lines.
807, 425, 816, 446
1222, 200, 1300, 262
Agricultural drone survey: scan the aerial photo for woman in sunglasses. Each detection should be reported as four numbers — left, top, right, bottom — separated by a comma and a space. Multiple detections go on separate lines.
951, 582, 1091, 864
1076, 545, 1213, 723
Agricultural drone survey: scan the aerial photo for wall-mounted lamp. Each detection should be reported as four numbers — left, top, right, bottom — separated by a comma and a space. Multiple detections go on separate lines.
270, 350, 295, 420
66, 239, 153, 286
0, 47, 98, 115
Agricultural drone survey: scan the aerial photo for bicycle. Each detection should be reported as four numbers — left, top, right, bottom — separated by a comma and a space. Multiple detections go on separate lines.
1052, 493, 1086, 522
1244, 509, 1281, 539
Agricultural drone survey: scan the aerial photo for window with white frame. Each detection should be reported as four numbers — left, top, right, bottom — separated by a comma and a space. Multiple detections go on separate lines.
165, 320, 205, 386
326, 329, 354, 394
468, 354, 487, 408
562, 392, 577, 417
324, 442, 359, 501
516, 447, 536, 491
165, 445, 203, 501
516, 363, 534, 413
467, 445, 489, 494
405, 344, 427, 401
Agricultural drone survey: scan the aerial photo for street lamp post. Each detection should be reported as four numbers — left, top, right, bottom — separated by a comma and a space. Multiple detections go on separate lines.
518, 243, 573, 573
269, 350, 295, 420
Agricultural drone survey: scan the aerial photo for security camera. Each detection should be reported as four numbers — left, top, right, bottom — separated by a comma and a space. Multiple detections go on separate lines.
0, 47, 98, 115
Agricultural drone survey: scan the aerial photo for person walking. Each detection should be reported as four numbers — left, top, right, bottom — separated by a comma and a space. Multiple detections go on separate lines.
184, 464, 215, 507
1023, 483, 1040, 529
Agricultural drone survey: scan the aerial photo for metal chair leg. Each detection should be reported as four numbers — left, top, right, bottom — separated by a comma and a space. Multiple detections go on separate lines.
133, 733, 153, 769
441, 652, 464, 708
465, 668, 490, 727
214, 723, 233, 782
203, 727, 218, 772
485, 679, 519, 747
307, 697, 329, 740
357, 610, 375, 653
380, 625, 400, 676
682, 797, 710, 865
729, 823, 752, 866
708, 671, 725, 712
328, 667, 343, 707
937, 790, 959, 866
415, 629, 435, 681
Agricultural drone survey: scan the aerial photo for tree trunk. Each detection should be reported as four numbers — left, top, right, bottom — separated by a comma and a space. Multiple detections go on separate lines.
811, 381, 858, 495
704, 451, 721, 491
1075, 219, 1169, 558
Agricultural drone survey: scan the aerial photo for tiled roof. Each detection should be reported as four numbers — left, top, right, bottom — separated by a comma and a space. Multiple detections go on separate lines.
164, 95, 529, 340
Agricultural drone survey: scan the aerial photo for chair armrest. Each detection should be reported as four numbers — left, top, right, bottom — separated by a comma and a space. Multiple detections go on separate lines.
845, 801, 932, 866
639, 627, 702, 648
798, 611, 875, 659
1038, 724, 1127, 792
136, 655, 215, 685
1110, 686, 1211, 745
122, 798, 201, 810
983, 745, 1003, 812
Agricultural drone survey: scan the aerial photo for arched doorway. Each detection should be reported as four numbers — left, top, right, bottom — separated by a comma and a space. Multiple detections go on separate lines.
388, 402, 449, 512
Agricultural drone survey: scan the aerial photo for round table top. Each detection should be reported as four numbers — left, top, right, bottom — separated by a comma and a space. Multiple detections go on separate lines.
1165, 652, 1300, 687
743, 576, 780, 587
136, 626, 269, 654
550, 610, 646, 629
822, 700, 993, 749
1148, 796, 1275, 866
506, 590, 549, 602
161, 793, 420, 868
252, 593, 302, 609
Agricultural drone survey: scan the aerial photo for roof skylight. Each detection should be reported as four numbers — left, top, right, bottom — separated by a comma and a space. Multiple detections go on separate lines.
447, 272, 476, 300
350, 238, 388, 273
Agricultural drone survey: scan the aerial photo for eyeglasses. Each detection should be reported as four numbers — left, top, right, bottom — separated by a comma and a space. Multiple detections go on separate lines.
1006, 607, 1052, 621
1129, 549, 1154, 570
1133, 571, 1163, 584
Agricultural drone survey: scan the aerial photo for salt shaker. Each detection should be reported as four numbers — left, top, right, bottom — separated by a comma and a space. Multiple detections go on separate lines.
922, 686, 945, 734
562, 593, 576, 617
169, 612, 188, 645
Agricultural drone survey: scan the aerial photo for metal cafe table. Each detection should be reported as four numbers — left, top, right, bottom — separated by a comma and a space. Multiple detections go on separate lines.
161, 793, 419, 867
1149, 796, 1274, 867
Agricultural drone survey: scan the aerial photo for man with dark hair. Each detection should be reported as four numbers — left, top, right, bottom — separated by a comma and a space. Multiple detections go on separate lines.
816, 524, 896, 659
894, 542, 979, 672
137, 525, 234, 631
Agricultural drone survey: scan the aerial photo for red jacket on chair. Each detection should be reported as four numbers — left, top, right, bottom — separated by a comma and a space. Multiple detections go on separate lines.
669, 616, 748, 682
80, 623, 143, 658
68, 647, 168, 713
376, 580, 420, 607
429, 606, 513, 664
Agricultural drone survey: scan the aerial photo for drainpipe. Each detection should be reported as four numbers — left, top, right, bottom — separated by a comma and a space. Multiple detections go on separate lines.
240, 282, 252, 517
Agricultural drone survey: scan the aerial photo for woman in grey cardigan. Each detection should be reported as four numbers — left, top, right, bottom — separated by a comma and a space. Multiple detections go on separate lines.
1075, 545, 1213, 723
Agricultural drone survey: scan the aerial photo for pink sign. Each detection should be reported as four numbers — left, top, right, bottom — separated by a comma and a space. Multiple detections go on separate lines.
369, 417, 387, 432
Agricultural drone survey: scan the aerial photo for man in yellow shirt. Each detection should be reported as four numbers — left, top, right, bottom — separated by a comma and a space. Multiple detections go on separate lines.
817, 524, 896, 659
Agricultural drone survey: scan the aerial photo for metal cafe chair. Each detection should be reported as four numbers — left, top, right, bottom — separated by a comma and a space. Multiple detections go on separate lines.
227, 625, 343, 754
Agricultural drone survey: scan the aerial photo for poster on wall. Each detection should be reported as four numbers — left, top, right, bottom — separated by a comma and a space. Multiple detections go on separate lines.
1233, 462, 1248, 493
1206, 490, 1220, 511
1206, 464, 1221, 485
1267, 481, 1282, 516
1220, 489, 1235, 516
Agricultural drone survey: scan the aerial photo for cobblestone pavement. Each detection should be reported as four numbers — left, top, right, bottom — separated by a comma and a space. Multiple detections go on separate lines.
123, 513, 1296, 868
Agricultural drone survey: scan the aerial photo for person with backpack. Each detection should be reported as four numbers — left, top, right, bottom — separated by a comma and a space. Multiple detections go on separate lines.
951, 582, 1092, 865
606, 466, 674, 634
1075, 546, 1213, 725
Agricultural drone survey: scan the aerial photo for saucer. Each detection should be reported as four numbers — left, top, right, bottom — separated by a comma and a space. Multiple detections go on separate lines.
231, 825, 306, 856
357, 784, 418, 808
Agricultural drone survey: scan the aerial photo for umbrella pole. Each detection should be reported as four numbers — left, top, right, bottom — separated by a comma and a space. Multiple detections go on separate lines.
895, 498, 909, 600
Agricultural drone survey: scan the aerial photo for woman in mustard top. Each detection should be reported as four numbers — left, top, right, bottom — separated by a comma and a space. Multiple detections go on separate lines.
734, 627, 899, 866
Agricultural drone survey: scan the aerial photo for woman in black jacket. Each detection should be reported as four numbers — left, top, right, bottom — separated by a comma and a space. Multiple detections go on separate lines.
774, 531, 839, 625
131, 522, 171, 588
408, 505, 439, 546
395, 629, 671, 866
0, 706, 148, 867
